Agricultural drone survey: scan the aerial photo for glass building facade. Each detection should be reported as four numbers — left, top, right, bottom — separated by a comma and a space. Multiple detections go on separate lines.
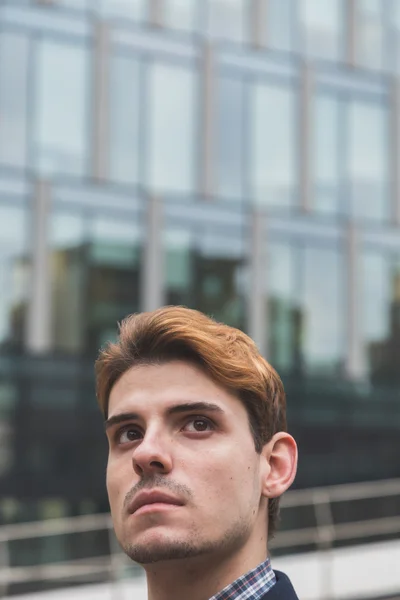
1, 0, 400, 569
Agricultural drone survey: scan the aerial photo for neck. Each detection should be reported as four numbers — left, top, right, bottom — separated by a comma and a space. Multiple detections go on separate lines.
145, 540, 269, 600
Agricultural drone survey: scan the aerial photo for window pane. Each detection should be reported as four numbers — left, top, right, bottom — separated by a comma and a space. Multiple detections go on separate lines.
347, 101, 388, 221
301, 0, 343, 60
208, 0, 246, 43
33, 41, 89, 177
301, 245, 344, 374
250, 85, 296, 208
216, 76, 245, 201
109, 54, 140, 185
88, 215, 142, 352
391, 0, 400, 72
50, 210, 142, 354
0, 204, 28, 350
97, 0, 144, 20
50, 212, 86, 353
165, 0, 198, 32
314, 94, 341, 214
165, 222, 246, 331
356, 0, 384, 70
146, 64, 196, 194
268, 243, 298, 372
0, 33, 29, 168
362, 252, 400, 383
58, 0, 89, 9
267, 0, 295, 52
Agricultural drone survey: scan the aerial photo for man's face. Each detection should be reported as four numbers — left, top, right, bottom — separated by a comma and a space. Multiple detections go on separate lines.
105, 360, 269, 565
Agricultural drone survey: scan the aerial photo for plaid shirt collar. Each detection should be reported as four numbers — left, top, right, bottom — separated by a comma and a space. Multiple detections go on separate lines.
209, 558, 276, 600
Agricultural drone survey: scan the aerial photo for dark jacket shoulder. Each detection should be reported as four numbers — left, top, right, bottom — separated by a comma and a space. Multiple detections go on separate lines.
260, 570, 299, 599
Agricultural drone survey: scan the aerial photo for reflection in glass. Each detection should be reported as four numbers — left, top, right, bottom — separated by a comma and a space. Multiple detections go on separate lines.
356, 0, 384, 70
146, 64, 196, 194
267, 0, 295, 52
50, 212, 86, 353
268, 243, 298, 372
208, 0, 246, 43
302, 245, 344, 374
268, 241, 344, 375
165, 0, 197, 32
391, 0, 400, 72
50, 210, 142, 354
58, 0, 88, 9
109, 54, 140, 185
250, 84, 296, 208
362, 252, 400, 383
97, 0, 144, 20
0, 33, 29, 168
165, 227, 246, 331
216, 76, 245, 201
0, 205, 28, 351
33, 41, 89, 177
301, 0, 343, 60
347, 100, 388, 221
314, 94, 341, 214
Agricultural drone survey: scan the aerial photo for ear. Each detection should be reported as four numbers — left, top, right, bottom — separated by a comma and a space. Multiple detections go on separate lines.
260, 432, 298, 499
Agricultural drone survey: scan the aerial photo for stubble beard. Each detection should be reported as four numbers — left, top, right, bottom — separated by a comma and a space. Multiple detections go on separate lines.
121, 514, 253, 565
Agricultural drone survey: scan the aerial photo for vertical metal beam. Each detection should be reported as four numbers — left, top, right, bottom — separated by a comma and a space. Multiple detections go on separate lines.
25, 180, 52, 354
345, 222, 364, 380
346, 0, 357, 67
248, 208, 267, 358
141, 194, 164, 312
92, 21, 110, 182
390, 77, 400, 225
299, 61, 314, 213
200, 42, 215, 199
149, 0, 164, 28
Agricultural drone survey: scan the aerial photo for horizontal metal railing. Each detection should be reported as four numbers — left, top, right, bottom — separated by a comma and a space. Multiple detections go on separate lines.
0, 478, 399, 596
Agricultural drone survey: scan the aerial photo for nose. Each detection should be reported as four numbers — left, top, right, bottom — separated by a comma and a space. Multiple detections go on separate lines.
132, 430, 173, 477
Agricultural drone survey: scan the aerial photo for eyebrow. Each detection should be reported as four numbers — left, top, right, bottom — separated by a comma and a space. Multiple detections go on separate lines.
104, 401, 225, 432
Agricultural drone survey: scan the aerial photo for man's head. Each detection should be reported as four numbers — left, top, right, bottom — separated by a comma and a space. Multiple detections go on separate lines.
95, 306, 297, 565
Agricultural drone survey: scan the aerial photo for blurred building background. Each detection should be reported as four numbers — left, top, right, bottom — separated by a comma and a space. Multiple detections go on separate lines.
0, 0, 400, 598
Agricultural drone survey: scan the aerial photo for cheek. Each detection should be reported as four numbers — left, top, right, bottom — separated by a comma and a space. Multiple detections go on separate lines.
190, 445, 259, 504
106, 459, 127, 511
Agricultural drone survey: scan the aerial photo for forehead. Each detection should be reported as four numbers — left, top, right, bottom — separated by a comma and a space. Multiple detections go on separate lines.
107, 360, 246, 420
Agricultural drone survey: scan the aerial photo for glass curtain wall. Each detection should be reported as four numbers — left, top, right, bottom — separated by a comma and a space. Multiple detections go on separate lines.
250, 83, 297, 209
33, 39, 89, 178
0, 33, 29, 169
164, 0, 199, 32
313, 89, 389, 221
109, 52, 141, 186
146, 63, 197, 194
164, 206, 247, 331
355, 0, 385, 70
0, 204, 29, 351
207, 0, 247, 43
301, 0, 344, 60
266, 0, 297, 52
268, 240, 345, 376
363, 250, 400, 384
216, 75, 245, 201
50, 209, 142, 355
347, 99, 388, 221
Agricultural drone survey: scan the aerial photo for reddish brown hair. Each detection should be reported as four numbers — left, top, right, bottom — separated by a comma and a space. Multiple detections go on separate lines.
95, 306, 287, 538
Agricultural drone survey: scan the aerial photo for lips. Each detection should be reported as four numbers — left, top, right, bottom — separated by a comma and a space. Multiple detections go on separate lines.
128, 490, 184, 515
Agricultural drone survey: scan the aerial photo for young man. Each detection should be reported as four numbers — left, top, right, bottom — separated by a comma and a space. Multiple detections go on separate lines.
96, 306, 299, 600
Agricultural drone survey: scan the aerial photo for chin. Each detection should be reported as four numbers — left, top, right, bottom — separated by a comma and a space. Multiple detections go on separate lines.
123, 535, 203, 565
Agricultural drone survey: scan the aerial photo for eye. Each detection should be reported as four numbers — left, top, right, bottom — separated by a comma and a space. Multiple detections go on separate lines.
115, 426, 142, 445
183, 417, 215, 433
